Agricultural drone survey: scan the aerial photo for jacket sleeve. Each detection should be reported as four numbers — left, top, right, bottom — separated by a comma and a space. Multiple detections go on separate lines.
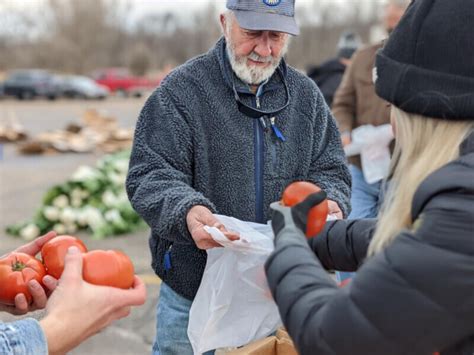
331, 54, 357, 134
126, 87, 216, 244
307, 90, 352, 217
265, 190, 474, 355
0, 319, 48, 355
308, 218, 377, 271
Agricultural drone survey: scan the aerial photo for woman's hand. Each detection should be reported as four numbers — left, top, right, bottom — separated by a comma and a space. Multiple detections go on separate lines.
270, 191, 328, 240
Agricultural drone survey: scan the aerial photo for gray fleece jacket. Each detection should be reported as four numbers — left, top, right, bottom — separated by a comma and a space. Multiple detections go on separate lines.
126, 37, 351, 300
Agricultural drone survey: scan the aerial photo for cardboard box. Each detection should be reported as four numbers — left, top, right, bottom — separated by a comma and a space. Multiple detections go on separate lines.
224, 329, 298, 355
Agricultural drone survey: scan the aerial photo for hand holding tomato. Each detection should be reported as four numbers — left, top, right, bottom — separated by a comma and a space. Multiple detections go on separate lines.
39, 246, 146, 354
0, 252, 46, 306
281, 181, 329, 237
0, 231, 58, 315
83, 250, 134, 289
41, 235, 135, 289
41, 235, 88, 279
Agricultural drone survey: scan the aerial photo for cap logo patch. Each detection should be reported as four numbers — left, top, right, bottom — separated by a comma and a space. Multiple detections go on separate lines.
263, 0, 281, 6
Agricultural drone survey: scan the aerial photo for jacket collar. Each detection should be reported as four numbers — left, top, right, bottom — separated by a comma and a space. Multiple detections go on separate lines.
411, 129, 474, 221
460, 130, 474, 156
213, 36, 288, 95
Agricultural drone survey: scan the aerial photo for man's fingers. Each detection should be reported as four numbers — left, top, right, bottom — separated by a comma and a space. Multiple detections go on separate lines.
197, 239, 222, 250
126, 277, 147, 305
42, 275, 58, 292
223, 231, 240, 241
113, 276, 147, 309
113, 306, 131, 320
213, 222, 240, 241
214, 222, 225, 232
15, 231, 57, 256
28, 280, 47, 309
35, 231, 58, 247
60, 246, 84, 282
14, 293, 28, 314
327, 200, 343, 219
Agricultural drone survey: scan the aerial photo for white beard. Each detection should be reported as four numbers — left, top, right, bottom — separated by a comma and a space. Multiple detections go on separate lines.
226, 38, 289, 85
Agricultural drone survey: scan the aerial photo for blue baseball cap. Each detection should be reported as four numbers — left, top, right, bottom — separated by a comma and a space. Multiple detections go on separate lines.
226, 0, 299, 36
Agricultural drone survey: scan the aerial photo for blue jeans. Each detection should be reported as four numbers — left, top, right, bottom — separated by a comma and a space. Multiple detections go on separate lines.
336, 165, 382, 282
348, 165, 382, 219
153, 282, 214, 355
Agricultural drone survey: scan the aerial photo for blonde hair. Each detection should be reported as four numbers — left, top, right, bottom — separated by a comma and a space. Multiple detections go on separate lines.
368, 107, 473, 255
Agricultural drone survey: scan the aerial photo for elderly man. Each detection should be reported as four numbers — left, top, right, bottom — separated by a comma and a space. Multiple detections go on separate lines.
126, 0, 350, 353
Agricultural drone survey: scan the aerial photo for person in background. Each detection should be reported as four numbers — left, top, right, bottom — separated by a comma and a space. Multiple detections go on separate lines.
332, 0, 410, 220
307, 31, 361, 107
0, 232, 146, 355
126, 0, 351, 353
266, 0, 474, 353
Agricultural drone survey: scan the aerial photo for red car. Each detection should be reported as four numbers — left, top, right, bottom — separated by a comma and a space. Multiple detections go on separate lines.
91, 68, 160, 97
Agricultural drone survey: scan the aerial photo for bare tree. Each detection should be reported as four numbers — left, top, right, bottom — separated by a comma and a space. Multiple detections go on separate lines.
0, 0, 384, 76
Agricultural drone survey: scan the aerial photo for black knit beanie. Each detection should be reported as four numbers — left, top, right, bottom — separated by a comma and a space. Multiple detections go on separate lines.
374, 0, 474, 120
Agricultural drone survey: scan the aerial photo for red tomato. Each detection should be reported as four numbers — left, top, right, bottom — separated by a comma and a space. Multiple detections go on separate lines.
83, 250, 134, 289
282, 181, 329, 237
0, 252, 46, 305
41, 235, 87, 279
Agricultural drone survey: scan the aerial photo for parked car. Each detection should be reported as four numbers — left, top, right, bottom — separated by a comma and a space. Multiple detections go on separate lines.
91, 67, 160, 97
60, 75, 109, 100
3, 69, 61, 100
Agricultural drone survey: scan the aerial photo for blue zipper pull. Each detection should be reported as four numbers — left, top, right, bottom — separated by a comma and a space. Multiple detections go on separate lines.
270, 117, 286, 142
164, 244, 172, 271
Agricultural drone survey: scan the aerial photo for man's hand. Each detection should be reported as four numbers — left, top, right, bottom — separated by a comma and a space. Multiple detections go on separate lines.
0, 231, 58, 315
12, 231, 57, 256
341, 132, 352, 147
186, 205, 239, 250
328, 200, 343, 219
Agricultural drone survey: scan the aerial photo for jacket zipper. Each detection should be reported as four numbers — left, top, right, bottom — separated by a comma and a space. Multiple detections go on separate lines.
254, 95, 265, 223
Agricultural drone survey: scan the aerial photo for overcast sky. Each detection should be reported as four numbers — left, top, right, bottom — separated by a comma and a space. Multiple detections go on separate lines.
0, 0, 387, 36
0, 0, 386, 18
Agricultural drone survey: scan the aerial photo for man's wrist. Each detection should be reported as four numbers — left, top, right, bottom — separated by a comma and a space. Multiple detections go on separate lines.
40, 315, 71, 355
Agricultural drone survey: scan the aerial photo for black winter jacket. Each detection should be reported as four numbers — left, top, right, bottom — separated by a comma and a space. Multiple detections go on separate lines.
265, 132, 474, 355
307, 59, 346, 107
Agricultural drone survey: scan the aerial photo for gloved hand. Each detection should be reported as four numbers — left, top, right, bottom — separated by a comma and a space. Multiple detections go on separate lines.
270, 191, 327, 240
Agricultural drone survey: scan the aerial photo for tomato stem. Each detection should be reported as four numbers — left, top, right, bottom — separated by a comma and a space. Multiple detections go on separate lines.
11, 258, 27, 272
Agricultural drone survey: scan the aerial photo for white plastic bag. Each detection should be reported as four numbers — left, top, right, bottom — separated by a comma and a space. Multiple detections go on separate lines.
344, 124, 394, 184
188, 215, 281, 355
